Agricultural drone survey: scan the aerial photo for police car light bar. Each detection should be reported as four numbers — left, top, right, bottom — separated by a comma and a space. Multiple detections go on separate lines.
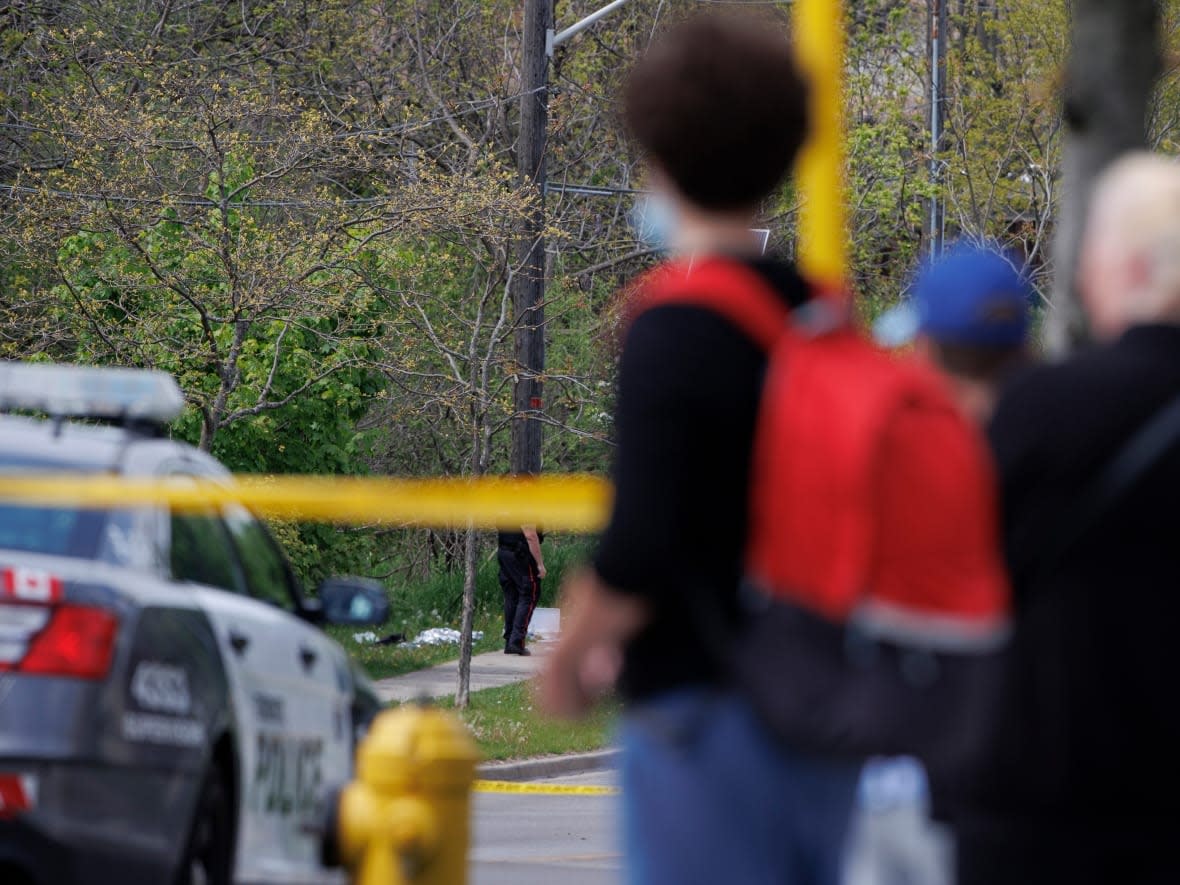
0, 361, 185, 424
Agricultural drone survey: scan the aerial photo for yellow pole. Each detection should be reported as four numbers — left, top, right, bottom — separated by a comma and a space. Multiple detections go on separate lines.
793, 0, 847, 296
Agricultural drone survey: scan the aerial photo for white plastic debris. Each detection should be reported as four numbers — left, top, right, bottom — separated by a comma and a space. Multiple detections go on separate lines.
352, 627, 484, 649
404, 627, 484, 649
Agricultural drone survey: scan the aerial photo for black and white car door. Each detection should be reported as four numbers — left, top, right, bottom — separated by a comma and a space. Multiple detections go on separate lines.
221, 506, 352, 879
169, 508, 309, 881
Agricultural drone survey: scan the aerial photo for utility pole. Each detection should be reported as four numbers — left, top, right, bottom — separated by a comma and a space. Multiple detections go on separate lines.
509, 0, 633, 478
927, 0, 947, 259
510, 0, 552, 478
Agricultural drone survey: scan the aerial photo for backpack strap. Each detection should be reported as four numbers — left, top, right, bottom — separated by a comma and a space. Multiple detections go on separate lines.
633, 258, 794, 351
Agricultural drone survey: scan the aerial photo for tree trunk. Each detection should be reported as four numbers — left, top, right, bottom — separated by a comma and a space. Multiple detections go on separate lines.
198, 409, 215, 452
1046, 0, 1160, 355
456, 518, 478, 709
457, 341, 486, 707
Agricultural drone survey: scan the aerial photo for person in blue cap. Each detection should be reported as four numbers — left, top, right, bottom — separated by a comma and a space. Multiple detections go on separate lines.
850, 243, 1033, 885
875, 243, 1034, 422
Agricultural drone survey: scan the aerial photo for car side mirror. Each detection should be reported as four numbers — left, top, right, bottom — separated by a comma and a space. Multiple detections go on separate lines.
318, 577, 390, 627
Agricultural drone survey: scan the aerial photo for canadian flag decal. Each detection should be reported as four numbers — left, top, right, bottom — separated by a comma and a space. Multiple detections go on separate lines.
1, 568, 63, 603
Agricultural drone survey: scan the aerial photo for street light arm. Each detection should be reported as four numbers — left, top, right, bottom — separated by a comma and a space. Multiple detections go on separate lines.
547, 0, 633, 57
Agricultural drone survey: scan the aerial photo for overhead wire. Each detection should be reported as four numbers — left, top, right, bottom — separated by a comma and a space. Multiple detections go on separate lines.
0, 87, 554, 210
0, 86, 543, 148
0, 179, 640, 210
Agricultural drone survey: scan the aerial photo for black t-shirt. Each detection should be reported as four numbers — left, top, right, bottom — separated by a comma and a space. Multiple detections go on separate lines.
498, 529, 542, 566
962, 323, 1180, 821
593, 258, 810, 701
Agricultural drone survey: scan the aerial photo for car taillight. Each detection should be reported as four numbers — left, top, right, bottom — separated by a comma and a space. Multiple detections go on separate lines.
0, 774, 35, 819
19, 605, 118, 680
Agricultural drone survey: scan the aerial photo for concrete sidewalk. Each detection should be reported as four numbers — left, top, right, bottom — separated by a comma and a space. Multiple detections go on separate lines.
373, 641, 553, 704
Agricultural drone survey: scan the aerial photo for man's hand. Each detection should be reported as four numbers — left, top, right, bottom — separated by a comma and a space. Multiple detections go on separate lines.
535, 568, 647, 720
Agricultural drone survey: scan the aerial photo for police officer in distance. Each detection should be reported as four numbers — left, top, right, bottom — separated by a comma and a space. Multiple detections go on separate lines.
498, 524, 545, 655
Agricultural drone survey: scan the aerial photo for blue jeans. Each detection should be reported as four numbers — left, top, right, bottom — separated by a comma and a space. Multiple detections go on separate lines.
620, 688, 862, 885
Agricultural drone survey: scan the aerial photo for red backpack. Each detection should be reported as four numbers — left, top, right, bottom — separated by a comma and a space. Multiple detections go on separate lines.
636, 257, 1010, 764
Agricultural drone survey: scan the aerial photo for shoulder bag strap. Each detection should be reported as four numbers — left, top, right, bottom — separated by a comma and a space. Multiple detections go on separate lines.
1037, 391, 1180, 578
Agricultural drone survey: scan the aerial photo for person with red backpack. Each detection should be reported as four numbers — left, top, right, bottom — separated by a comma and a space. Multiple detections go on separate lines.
538, 12, 1009, 885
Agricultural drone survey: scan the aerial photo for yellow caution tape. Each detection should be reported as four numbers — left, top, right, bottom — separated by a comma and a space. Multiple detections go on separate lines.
473, 779, 618, 796
0, 474, 612, 532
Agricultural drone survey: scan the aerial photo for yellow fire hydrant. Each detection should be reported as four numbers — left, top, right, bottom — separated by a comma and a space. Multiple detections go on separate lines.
334, 705, 480, 885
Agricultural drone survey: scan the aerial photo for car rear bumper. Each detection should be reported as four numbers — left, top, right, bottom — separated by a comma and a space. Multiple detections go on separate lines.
0, 759, 200, 885
0, 816, 76, 885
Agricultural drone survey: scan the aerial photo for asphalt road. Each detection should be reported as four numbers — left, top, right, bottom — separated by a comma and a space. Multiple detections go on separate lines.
470, 770, 622, 885
467, 764, 952, 885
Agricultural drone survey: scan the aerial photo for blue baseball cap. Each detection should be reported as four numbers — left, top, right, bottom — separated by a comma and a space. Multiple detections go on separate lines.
874, 244, 1032, 349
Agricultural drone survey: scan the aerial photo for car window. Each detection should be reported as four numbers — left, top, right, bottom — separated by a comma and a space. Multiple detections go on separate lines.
0, 457, 108, 559
170, 513, 241, 592
96, 507, 160, 572
222, 507, 297, 610
0, 503, 105, 559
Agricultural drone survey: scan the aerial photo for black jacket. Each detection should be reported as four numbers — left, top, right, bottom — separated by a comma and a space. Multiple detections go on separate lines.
965, 324, 1180, 822
498, 530, 542, 569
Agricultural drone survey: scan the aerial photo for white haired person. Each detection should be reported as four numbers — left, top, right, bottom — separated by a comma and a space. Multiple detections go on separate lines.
953, 152, 1180, 885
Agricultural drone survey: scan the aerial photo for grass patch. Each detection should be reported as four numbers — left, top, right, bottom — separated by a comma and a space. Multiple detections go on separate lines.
435, 681, 620, 762
327, 536, 593, 682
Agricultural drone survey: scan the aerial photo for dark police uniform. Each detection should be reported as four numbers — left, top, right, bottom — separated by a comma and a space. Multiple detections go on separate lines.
498, 528, 543, 654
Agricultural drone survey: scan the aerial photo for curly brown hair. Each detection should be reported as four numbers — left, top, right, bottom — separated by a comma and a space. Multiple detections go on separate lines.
623, 12, 809, 211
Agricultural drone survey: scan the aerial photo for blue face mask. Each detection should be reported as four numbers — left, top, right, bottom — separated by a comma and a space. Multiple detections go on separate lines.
631, 192, 679, 253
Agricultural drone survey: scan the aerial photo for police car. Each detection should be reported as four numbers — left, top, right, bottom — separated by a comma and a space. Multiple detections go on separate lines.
0, 362, 390, 885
